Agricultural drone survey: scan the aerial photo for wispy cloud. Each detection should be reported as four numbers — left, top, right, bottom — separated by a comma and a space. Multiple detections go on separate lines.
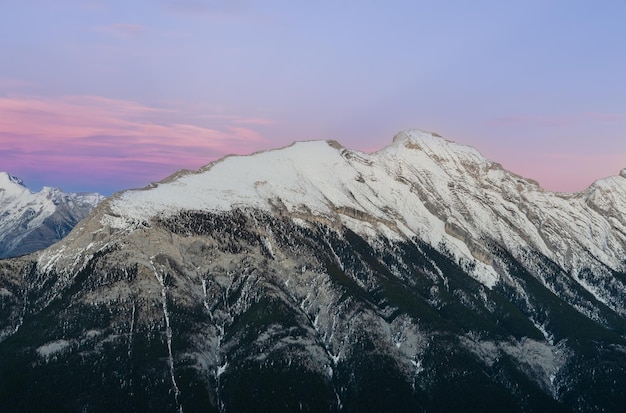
0, 95, 275, 193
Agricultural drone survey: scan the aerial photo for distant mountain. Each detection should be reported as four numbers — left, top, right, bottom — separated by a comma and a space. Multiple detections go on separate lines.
0, 172, 104, 258
1, 130, 625, 412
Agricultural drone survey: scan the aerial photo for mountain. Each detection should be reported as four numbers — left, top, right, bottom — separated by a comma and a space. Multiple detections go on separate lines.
0, 172, 104, 258
1, 130, 626, 412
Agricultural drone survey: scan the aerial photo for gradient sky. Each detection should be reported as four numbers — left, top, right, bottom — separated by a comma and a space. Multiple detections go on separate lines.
1, 0, 625, 195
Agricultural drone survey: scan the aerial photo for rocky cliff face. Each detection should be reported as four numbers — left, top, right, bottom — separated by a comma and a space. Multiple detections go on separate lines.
0, 172, 104, 258
1, 131, 625, 412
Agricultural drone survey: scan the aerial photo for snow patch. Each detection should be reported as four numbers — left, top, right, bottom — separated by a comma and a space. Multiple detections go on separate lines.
37, 339, 73, 358
216, 361, 228, 378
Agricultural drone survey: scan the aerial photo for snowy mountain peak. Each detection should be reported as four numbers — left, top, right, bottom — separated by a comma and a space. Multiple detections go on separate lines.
390, 129, 486, 160
41, 186, 61, 194
0, 172, 105, 258
46, 130, 615, 298
392, 129, 450, 146
0, 171, 25, 187
0, 172, 30, 199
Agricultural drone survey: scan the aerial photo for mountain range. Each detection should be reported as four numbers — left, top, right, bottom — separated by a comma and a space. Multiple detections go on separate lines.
1, 130, 625, 412
0, 172, 103, 259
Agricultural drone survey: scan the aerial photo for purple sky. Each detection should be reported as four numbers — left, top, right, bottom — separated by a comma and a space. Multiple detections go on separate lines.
1, 1, 625, 195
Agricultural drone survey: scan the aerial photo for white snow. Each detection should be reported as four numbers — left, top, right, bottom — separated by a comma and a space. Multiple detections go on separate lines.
150, 260, 183, 412
0, 171, 104, 256
98, 129, 626, 292
216, 361, 228, 378
36, 339, 73, 358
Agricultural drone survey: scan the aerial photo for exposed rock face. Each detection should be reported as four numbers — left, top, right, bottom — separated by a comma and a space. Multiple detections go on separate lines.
1, 131, 625, 412
0, 172, 104, 258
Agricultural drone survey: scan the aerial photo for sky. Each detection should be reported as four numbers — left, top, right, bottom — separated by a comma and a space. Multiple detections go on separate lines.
1, 0, 625, 195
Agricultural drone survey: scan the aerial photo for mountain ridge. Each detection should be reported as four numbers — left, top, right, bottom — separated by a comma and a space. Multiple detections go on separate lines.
2, 130, 626, 412
56, 130, 625, 296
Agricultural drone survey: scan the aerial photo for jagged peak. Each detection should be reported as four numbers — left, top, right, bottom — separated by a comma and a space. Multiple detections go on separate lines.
41, 186, 64, 195
0, 172, 32, 200
392, 129, 448, 145
0, 172, 26, 188
389, 129, 487, 163
585, 173, 626, 197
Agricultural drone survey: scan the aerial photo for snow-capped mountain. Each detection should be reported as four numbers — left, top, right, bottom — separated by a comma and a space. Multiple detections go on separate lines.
107, 130, 626, 292
0, 172, 104, 258
1, 130, 625, 412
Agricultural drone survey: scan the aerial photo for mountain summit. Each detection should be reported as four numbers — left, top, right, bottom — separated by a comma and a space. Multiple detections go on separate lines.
1, 130, 626, 412
0, 172, 104, 258
104, 129, 626, 294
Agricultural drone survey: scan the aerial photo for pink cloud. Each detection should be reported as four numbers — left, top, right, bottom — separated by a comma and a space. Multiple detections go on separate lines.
0, 95, 276, 193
